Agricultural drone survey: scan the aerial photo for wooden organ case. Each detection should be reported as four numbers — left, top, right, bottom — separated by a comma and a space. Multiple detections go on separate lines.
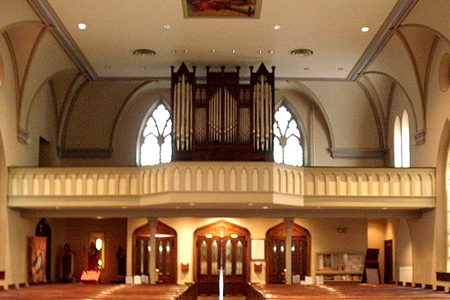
171, 63, 275, 161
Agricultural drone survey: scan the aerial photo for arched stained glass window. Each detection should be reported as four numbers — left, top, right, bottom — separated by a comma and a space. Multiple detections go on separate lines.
273, 105, 303, 166
139, 103, 172, 166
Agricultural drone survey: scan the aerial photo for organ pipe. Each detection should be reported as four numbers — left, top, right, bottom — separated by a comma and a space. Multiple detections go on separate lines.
171, 63, 274, 161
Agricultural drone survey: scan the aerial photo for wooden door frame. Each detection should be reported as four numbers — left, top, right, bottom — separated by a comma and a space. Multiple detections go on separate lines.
132, 221, 177, 283
193, 219, 251, 284
265, 222, 311, 284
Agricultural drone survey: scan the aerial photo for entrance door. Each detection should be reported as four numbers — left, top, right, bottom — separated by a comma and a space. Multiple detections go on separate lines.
266, 222, 311, 284
133, 221, 177, 283
195, 220, 250, 295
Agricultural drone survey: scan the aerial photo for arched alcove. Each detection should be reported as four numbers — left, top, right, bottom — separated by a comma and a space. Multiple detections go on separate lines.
266, 222, 311, 284
132, 221, 177, 283
194, 219, 250, 295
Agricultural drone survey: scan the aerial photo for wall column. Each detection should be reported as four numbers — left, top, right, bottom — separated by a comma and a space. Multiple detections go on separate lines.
285, 217, 293, 284
148, 218, 157, 284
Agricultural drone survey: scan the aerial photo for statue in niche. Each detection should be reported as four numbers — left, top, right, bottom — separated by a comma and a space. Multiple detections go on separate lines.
88, 242, 100, 271
61, 243, 75, 282
116, 246, 126, 276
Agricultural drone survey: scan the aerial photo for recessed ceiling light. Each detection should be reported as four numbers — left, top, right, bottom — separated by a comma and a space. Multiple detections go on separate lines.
273, 24, 282, 30
183, 49, 188, 53
262, 206, 269, 210
172, 50, 177, 54
211, 49, 216, 53
268, 50, 274, 54
232, 49, 236, 53
361, 26, 370, 32
163, 24, 172, 29
258, 50, 263, 54
78, 23, 87, 30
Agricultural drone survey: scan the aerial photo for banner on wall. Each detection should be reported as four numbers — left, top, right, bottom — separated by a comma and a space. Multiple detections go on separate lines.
30, 236, 47, 283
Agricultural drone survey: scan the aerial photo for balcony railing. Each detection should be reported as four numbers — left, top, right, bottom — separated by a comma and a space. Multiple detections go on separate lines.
8, 162, 435, 209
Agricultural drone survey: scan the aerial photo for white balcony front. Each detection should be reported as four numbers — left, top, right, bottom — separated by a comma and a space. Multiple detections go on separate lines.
8, 162, 436, 212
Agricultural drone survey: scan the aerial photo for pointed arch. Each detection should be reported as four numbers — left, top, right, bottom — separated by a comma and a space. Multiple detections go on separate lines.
132, 221, 177, 283
266, 222, 311, 284
137, 99, 172, 166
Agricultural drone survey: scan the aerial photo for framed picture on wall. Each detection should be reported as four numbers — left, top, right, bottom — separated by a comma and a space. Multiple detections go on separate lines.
251, 239, 265, 260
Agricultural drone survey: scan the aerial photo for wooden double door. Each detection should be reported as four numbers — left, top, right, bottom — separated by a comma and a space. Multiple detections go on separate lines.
266, 222, 311, 284
133, 222, 177, 284
195, 220, 250, 295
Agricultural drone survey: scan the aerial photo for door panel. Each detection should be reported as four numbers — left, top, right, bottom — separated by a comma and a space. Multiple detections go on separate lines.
195, 220, 250, 295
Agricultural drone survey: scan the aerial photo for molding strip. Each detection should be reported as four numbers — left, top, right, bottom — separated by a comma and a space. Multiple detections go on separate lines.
27, 0, 98, 80
57, 147, 112, 158
330, 148, 388, 159
347, 0, 418, 81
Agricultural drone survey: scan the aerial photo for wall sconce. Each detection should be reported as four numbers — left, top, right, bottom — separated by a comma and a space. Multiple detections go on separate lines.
181, 263, 189, 272
337, 227, 347, 233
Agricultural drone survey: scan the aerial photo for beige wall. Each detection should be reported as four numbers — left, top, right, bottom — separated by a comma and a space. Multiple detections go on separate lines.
127, 217, 367, 284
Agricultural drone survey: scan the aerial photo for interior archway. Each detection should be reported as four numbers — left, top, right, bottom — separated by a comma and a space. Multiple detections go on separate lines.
266, 222, 311, 284
132, 221, 177, 284
194, 219, 250, 295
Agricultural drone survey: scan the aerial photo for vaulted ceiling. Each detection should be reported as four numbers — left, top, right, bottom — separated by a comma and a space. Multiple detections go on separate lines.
29, 0, 415, 80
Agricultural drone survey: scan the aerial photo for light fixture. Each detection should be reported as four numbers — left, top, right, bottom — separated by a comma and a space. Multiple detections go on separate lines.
183, 49, 189, 53
163, 24, 172, 29
172, 50, 178, 54
78, 23, 87, 30
211, 49, 216, 53
95, 238, 103, 250
205, 234, 213, 238
231, 49, 236, 53
337, 227, 347, 233
273, 24, 282, 30
361, 26, 370, 32
290, 48, 314, 57
231, 234, 238, 238
262, 206, 269, 210
140, 67, 146, 70
268, 50, 274, 54
133, 49, 156, 56
258, 50, 263, 54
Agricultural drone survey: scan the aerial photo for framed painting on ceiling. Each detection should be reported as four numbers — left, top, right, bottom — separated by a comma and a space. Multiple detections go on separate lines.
183, 0, 262, 18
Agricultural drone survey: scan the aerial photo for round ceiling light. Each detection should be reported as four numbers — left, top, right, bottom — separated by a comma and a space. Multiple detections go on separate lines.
133, 49, 156, 56
290, 48, 314, 57
78, 23, 87, 30
361, 26, 370, 32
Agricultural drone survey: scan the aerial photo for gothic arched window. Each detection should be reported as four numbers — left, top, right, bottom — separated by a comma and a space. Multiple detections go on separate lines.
273, 105, 304, 167
138, 102, 172, 166
393, 110, 410, 168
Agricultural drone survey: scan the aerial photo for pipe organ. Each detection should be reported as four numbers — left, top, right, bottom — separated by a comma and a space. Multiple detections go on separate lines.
171, 63, 274, 161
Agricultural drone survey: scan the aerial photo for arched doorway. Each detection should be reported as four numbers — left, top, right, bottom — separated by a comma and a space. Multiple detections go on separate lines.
35, 218, 51, 281
132, 221, 177, 283
266, 222, 311, 284
194, 220, 250, 295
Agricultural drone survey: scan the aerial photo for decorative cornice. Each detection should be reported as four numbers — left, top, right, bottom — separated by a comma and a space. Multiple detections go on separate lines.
347, 0, 418, 81
330, 148, 388, 159
57, 147, 112, 158
415, 130, 426, 145
27, 0, 98, 80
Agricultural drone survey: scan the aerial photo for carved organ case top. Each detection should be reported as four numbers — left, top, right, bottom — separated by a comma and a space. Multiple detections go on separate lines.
171, 63, 275, 161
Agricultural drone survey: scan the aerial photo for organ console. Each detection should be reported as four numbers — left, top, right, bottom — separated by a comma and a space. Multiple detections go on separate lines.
171, 63, 275, 161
